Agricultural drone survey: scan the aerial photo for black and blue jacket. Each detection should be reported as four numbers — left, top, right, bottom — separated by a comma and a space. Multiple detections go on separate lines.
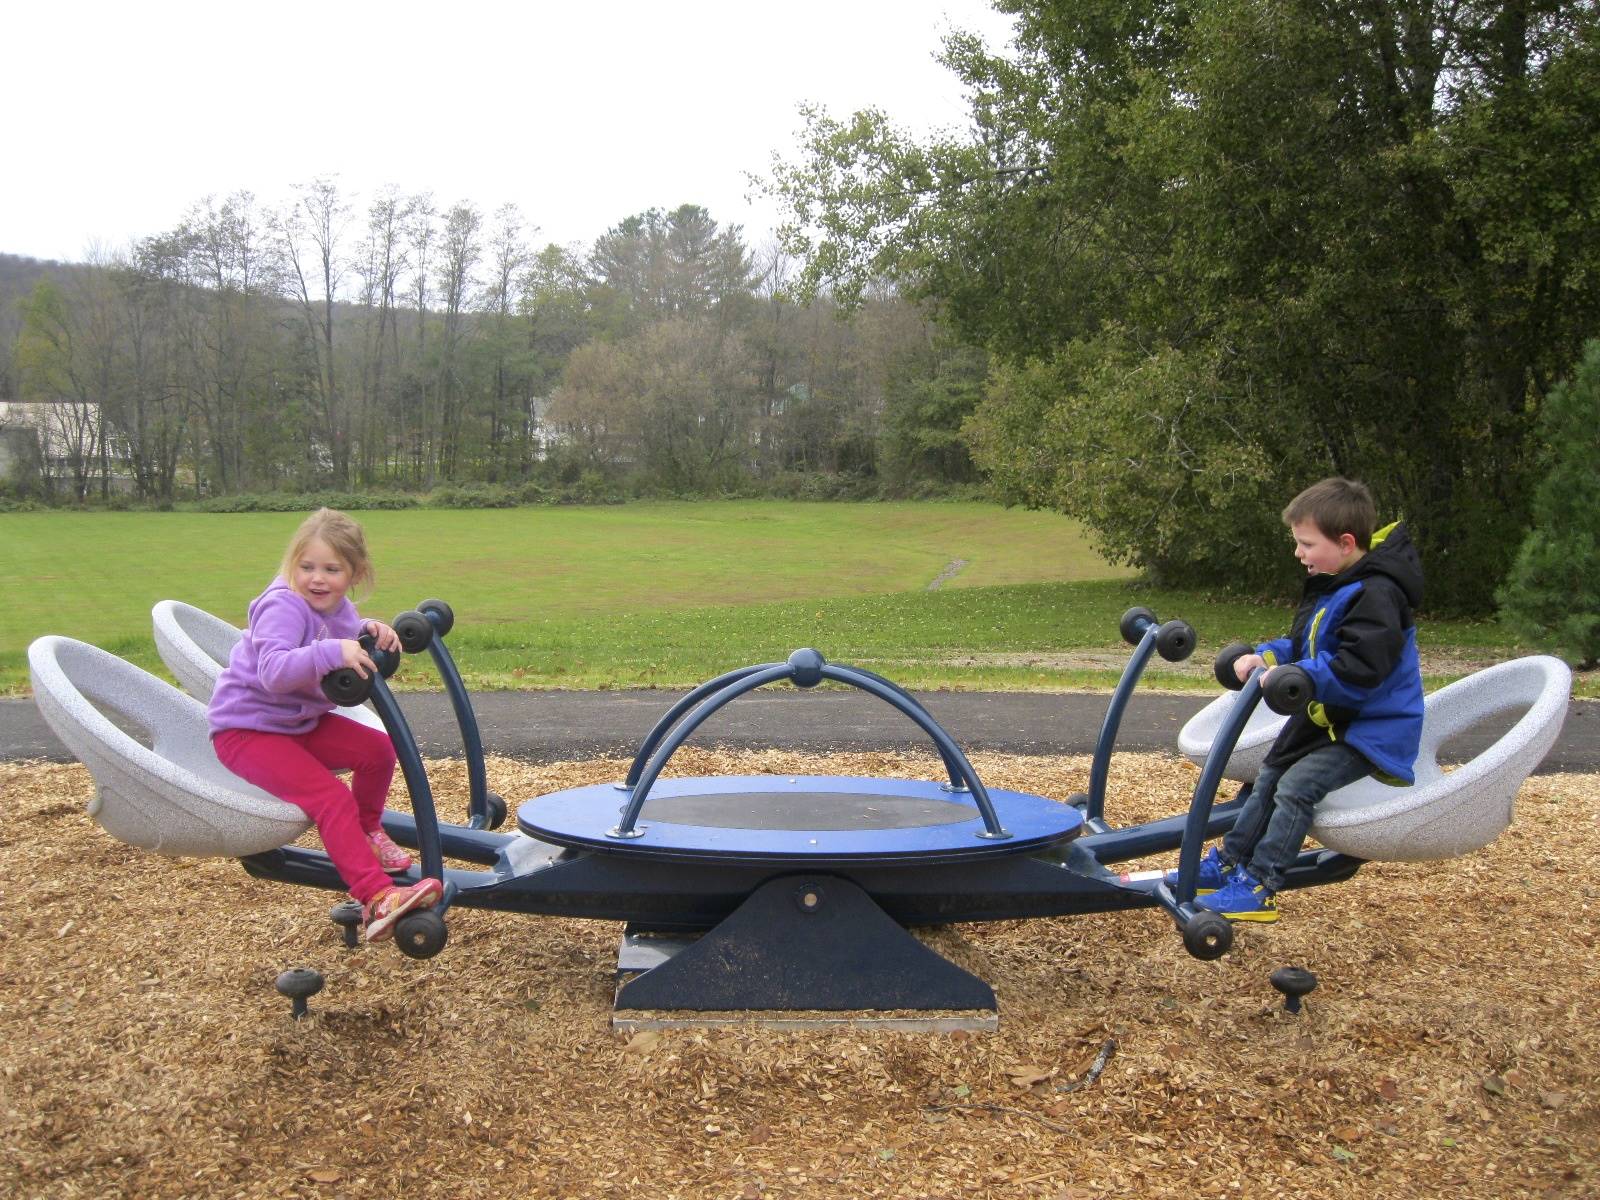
1257, 521, 1425, 783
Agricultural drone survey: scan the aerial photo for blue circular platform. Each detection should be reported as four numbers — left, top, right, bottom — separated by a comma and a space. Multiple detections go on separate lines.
517, 774, 1083, 865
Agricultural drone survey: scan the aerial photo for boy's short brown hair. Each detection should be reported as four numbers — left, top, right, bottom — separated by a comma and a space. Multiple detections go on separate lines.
1282, 477, 1376, 548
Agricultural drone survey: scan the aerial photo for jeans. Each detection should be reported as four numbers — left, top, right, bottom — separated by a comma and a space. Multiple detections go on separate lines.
1221, 742, 1371, 893
214, 713, 398, 903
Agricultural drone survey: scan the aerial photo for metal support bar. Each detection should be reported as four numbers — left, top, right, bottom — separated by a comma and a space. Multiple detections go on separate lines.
367, 675, 448, 902
424, 632, 494, 828
1170, 673, 1266, 904
1085, 625, 1159, 824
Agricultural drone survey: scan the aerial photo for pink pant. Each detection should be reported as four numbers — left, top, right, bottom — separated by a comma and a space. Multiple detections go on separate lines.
214, 714, 399, 903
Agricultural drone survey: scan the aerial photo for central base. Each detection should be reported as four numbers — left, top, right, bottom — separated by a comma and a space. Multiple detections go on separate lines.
612, 1011, 999, 1033
612, 874, 997, 1015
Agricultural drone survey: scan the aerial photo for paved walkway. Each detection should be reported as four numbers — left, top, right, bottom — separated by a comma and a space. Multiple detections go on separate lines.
4, 689, 1596, 772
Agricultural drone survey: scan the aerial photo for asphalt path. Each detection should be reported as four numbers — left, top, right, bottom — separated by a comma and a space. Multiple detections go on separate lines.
4, 689, 1596, 772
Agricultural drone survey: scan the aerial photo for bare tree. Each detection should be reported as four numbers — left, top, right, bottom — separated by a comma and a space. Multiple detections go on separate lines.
482, 203, 533, 476
353, 187, 411, 482
14, 276, 105, 500
278, 178, 351, 483
434, 201, 481, 479
403, 194, 437, 483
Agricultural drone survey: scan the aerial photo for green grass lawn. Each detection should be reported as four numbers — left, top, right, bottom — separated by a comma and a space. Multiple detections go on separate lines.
1, 501, 1578, 696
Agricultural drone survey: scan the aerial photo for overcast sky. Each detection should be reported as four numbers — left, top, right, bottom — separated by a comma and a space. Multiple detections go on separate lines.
3, 0, 1016, 264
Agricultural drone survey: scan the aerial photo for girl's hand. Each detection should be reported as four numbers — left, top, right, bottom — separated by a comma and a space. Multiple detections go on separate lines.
364, 620, 401, 653
1234, 652, 1267, 684
340, 638, 377, 679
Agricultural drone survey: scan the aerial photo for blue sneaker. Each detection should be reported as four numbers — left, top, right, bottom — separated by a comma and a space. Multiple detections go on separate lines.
1163, 846, 1229, 894
1196, 868, 1278, 923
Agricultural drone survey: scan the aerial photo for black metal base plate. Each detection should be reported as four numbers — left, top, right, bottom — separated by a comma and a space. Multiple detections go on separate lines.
614, 873, 996, 1013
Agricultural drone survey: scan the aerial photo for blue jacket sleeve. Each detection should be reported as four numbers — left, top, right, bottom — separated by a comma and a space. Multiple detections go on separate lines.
1256, 636, 1294, 666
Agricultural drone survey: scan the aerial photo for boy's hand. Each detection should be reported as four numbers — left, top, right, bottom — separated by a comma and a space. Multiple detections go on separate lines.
339, 638, 377, 679
1234, 652, 1267, 684
364, 620, 401, 654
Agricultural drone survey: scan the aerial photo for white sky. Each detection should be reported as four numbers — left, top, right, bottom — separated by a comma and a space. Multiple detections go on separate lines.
3, 0, 1016, 264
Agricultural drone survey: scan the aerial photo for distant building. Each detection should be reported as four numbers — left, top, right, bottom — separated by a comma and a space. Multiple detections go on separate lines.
0, 400, 135, 494
0, 419, 41, 486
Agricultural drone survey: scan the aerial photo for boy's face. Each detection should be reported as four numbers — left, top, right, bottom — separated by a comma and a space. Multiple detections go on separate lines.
1290, 520, 1361, 576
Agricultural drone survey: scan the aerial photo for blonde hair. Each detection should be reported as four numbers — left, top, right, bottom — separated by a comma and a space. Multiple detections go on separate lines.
279, 508, 375, 596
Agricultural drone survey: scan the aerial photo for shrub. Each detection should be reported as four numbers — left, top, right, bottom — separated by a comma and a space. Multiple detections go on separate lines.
1497, 340, 1600, 669
426, 483, 519, 509
191, 491, 420, 513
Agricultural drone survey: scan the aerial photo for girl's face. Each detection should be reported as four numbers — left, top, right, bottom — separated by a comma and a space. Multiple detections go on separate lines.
291, 537, 354, 613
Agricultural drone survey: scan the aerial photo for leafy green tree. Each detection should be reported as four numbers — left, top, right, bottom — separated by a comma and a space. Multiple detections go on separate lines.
768, 1, 1600, 610
882, 339, 985, 490
589, 205, 755, 335
1497, 340, 1600, 668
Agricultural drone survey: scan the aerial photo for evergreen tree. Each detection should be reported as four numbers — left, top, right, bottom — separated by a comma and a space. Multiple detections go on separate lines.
1497, 341, 1600, 669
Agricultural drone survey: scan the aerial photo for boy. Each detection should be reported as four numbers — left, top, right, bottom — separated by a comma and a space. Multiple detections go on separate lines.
1183, 477, 1425, 922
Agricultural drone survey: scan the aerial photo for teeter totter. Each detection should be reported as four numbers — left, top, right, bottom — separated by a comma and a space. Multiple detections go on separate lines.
28, 601, 1570, 1022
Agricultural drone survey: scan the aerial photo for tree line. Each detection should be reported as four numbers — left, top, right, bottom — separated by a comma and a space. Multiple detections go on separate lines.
0, 190, 983, 504
766, 0, 1600, 614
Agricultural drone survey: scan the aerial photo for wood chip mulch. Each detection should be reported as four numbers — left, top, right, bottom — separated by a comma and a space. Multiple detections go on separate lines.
2, 748, 1596, 1200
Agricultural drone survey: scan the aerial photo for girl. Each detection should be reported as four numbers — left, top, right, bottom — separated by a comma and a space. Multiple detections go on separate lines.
208, 508, 442, 942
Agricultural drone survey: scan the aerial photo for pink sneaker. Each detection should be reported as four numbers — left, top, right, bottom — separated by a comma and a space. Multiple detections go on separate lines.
366, 828, 414, 873
364, 878, 444, 943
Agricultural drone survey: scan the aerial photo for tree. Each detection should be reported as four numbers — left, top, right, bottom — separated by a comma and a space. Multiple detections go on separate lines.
433, 201, 482, 480
545, 339, 639, 471
111, 249, 190, 501
278, 179, 351, 484
352, 187, 412, 483
479, 203, 535, 478
630, 317, 757, 490
1497, 339, 1600, 668
168, 192, 288, 492
768, 1, 1600, 611
882, 340, 986, 488
14, 277, 104, 499
589, 205, 755, 335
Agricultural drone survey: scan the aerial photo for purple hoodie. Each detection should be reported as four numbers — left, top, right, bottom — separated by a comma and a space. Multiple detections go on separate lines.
208, 579, 368, 736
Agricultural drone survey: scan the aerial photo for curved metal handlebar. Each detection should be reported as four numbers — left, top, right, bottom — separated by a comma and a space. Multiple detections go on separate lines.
608, 655, 1010, 841
621, 663, 970, 792
413, 605, 496, 829
1085, 617, 1162, 823
365, 674, 448, 889
621, 663, 784, 787
1168, 670, 1267, 904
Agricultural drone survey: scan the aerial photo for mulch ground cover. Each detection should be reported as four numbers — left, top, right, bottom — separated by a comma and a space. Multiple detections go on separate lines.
2, 748, 1596, 1200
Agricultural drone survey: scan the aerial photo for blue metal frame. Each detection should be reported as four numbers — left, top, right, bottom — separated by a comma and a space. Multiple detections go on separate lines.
1085, 614, 1160, 826
415, 608, 497, 829
363, 674, 456, 913
610, 658, 1009, 840
231, 624, 1369, 987
622, 663, 970, 793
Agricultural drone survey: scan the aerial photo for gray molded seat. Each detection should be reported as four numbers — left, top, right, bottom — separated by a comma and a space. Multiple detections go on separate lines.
1309, 656, 1571, 861
152, 598, 384, 730
28, 635, 312, 857
1177, 692, 1287, 783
